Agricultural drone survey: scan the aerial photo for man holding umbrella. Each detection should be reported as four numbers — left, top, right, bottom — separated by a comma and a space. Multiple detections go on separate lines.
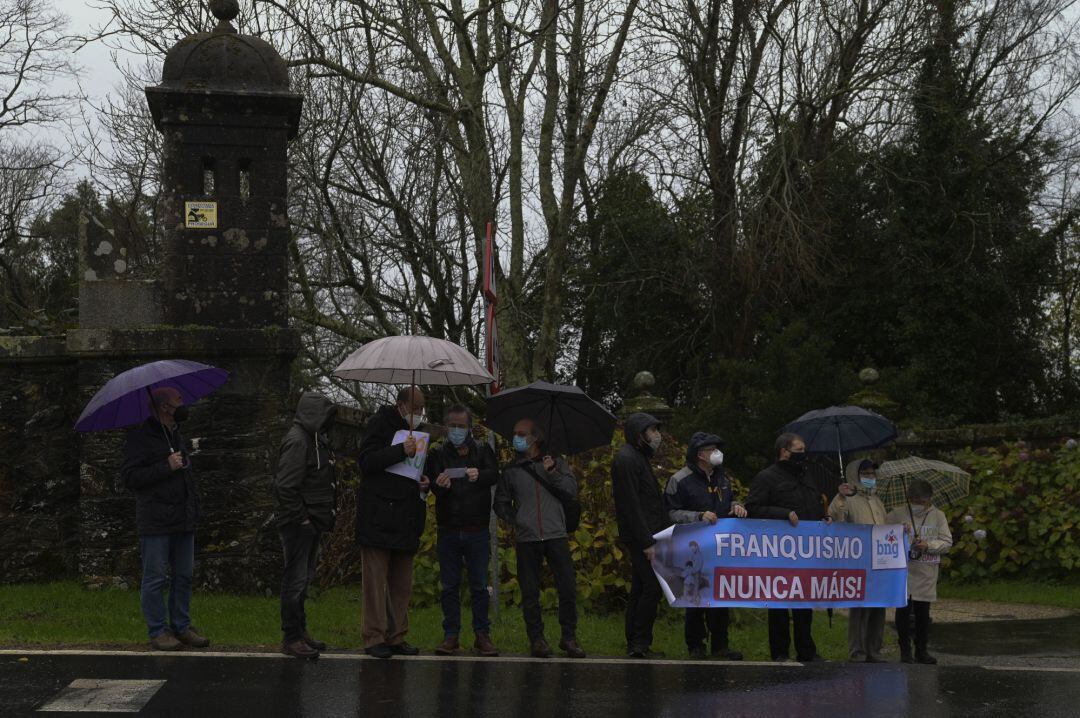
356, 387, 431, 659
493, 418, 586, 658
745, 432, 828, 663
611, 412, 669, 659
121, 387, 210, 651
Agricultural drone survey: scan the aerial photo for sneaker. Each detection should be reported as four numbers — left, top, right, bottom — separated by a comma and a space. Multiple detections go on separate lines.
558, 638, 586, 659
389, 642, 420, 656
365, 643, 394, 659
303, 634, 327, 651
282, 639, 319, 660
150, 631, 182, 651
688, 646, 708, 660
531, 638, 554, 658
474, 632, 499, 657
175, 628, 210, 648
435, 636, 460, 656
711, 647, 743, 661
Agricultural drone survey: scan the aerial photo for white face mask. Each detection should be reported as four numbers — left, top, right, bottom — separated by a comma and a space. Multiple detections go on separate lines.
646, 432, 662, 451
401, 410, 424, 429
708, 449, 724, 466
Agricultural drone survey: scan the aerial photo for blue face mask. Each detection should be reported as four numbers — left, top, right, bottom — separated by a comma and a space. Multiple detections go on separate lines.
447, 427, 469, 447
513, 435, 531, 453
860, 477, 877, 490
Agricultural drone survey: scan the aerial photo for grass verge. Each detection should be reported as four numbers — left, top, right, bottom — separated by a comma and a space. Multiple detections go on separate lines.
0, 582, 854, 661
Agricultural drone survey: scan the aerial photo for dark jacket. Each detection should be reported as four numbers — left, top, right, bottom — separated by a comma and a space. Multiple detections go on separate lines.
611, 412, 669, 549
666, 465, 736, 523
355, 404, 428, 552
274, 392, 338, 532
121, 417, 200, 536
428, 437, 499, 531
745, 460, 828, 522
666, 431, 737, 523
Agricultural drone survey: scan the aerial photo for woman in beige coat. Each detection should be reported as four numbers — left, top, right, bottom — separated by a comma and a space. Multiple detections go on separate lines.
884, 478, 952, 664
830, 459, 888, 662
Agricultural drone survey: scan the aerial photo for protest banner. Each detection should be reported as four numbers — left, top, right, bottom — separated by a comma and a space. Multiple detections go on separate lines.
651, 519, 908, 609
386, 430, 430, 481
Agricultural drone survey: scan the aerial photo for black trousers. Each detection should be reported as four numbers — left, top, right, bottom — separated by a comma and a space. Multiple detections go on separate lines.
768, 608, 816, 661
686, 607, 731, 652
279, 523, 321, 643
624, 546, 661, 652
895, 597, 931, 653
516, 538, 577, 642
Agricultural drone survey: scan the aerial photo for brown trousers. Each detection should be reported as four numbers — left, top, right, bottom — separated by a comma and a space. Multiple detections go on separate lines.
361, 546, 415, 648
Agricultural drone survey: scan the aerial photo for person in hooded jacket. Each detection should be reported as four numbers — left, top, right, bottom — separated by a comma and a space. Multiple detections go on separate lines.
121, 386, 209, 652
493, 418, 585, 659
611, 412, 669, 658
356, 387, 431, 659
829, 458, 888, 663
274, 392, 338, 659
745, 432, 829, 662
666, 432, 747, 660
428, 404, 500, 657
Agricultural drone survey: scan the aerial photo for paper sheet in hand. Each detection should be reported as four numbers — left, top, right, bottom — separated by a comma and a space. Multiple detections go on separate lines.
386, 431, 430, 481
444, 467, 467, 479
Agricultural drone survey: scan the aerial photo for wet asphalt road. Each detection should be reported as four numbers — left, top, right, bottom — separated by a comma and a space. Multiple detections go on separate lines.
2, 651, 1079, 718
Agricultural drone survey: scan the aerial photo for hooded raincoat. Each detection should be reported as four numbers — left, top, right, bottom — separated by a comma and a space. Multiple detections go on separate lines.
274, 392, 338, 532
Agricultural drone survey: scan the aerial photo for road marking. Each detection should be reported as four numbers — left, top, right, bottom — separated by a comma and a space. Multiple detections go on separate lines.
983, 666, 1080, 673
37, 679, 165, 713
0, 648, 797, 668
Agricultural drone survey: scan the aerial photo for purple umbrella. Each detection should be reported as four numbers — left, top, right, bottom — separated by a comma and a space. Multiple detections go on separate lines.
75, 359, 229, 432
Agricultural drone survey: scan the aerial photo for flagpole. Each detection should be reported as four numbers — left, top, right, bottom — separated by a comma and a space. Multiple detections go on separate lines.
484, 221, 501, 619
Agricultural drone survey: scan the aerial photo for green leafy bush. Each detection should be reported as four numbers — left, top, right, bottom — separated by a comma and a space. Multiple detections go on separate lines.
944, 440, 1080, 580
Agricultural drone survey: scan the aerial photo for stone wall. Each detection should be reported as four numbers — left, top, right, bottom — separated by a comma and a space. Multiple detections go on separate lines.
0, 336, 80, 582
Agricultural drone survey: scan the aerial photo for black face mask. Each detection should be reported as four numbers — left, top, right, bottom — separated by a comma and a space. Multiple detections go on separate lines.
172, 405, 190, 423
785, 451, 807, 465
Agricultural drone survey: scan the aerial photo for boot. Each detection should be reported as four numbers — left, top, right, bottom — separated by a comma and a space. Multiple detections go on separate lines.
558, 638, 586, 659
474, 632, 499, 657
531, 638, 554, 658
435, 636, 460, 655
282, 639, 319, 660
150, 631, 182, 651
915, 643, 937, 664
175, 628, 210, 648
898, 640, 914, 664
303, 633, 327, 651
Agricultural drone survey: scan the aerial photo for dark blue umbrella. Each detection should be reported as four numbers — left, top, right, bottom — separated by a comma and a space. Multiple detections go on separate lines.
782, 405, 898, 470
75, 359, 229, 432
484, 381, 617, 455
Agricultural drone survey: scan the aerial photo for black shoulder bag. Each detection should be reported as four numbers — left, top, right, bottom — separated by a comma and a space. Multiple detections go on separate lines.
521, 462, 581, 533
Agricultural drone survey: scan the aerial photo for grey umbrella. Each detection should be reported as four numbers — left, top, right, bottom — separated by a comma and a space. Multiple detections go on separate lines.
333, 335, 494, 387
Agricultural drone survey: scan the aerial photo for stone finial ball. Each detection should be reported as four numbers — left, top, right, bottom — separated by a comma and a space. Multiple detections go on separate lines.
209, 0, 240, 22
858, 367, 880, 385
973, 529, 987, 541
633, 371, 656, 391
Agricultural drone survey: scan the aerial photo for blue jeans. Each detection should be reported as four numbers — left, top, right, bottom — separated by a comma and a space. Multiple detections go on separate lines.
140, 532, 195, 639
437, 529, 491, 637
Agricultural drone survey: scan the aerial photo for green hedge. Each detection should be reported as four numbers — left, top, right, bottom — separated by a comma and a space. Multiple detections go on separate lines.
944, 440, 1080, 580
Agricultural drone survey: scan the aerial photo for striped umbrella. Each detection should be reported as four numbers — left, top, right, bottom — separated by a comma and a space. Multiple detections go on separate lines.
876, 456, 971, 510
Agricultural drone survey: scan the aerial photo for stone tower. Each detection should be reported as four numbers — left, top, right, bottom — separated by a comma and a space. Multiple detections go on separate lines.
146, 0, 301, 327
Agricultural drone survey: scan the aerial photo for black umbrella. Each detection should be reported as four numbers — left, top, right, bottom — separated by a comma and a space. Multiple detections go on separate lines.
782, 405, 898, 477
484, 381, 617, 455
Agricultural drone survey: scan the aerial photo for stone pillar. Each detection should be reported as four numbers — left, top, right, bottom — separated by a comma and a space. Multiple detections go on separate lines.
618, 371, 674, 423
68, 0, 302, 592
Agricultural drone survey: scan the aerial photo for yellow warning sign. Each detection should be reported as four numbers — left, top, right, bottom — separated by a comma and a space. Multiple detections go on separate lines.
184, 201, 218, 229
